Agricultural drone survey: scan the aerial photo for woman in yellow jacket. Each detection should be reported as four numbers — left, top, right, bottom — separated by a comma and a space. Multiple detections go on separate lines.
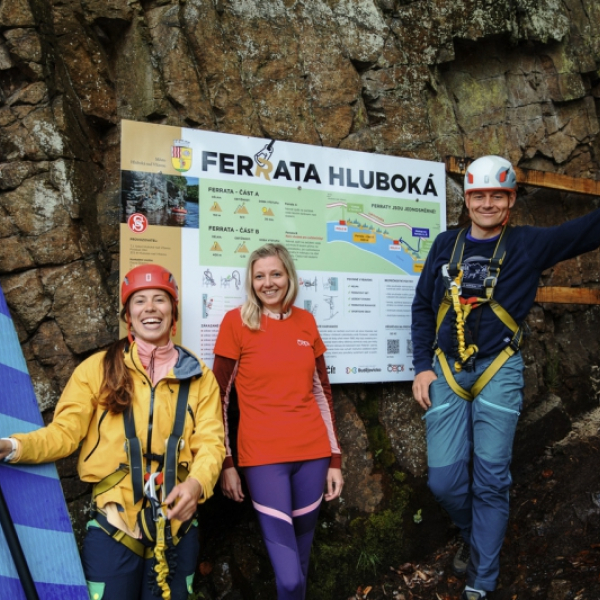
0, 264, 225, 600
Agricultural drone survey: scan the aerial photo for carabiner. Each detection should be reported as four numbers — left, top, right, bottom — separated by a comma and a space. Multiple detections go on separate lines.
442, 264, 461, 294
144, 472, 165, 520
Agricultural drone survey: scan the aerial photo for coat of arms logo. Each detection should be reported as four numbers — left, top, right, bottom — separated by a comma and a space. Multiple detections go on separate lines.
171, 139, 192, 172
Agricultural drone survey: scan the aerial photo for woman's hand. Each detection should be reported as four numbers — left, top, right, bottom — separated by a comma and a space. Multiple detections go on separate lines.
0, 439, 13, 461
164, 478, 203, 522
324, 467, 343, 501
220, 467, 245, 502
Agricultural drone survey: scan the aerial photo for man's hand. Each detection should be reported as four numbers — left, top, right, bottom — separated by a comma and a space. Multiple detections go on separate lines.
220, 467, 245, 502
412, 369, 437, 410
164, 478, 203, 522
324, 467, 343, 501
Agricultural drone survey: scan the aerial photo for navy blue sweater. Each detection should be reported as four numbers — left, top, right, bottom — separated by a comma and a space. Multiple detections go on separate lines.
411, 209, 600, 374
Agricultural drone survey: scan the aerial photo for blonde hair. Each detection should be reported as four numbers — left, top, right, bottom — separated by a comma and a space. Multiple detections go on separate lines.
240, 243, 299, 330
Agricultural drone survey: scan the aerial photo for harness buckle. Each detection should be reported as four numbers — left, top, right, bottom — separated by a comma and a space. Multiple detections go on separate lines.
462, 356, 476, 372
508, 331, 523, 353
483, 276, 497, 289
442, 264, 461, 294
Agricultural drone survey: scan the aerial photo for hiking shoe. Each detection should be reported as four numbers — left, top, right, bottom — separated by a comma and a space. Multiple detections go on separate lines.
461, 591, 486, 600
453, 540, 471, 574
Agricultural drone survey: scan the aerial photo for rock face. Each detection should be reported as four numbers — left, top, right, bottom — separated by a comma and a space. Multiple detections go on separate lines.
2, 0, 600, 596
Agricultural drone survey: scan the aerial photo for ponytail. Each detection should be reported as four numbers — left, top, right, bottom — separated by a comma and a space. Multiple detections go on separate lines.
98, 338, 134, 414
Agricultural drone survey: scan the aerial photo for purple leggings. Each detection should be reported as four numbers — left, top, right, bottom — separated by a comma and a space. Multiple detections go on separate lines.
244, 458, 330, 600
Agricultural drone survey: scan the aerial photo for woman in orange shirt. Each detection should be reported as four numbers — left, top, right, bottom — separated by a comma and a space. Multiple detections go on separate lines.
213, 243, 343, 600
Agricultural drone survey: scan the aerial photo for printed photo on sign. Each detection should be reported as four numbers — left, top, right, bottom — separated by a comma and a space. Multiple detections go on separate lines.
121, 170, 199, 228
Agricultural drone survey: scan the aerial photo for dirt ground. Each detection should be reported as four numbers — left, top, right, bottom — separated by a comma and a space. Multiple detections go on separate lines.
353, 407, 600, 600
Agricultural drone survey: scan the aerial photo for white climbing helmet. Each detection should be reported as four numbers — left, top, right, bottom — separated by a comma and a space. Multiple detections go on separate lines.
464, 155, 517, 193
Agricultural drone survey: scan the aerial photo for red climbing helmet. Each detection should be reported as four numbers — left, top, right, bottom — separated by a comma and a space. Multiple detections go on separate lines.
121, 264, 179, 306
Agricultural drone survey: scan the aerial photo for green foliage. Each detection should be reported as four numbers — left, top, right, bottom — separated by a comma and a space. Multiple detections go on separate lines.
162, 174, 199, 203
308, 476, 410, 600
306, 388, 413, 598
393, 471, 407, 483
308, 535, 356, 599
163, 174, 187, 193
186, 184, 199, 203
356, 549, 381, 575
352, 507, 405, 569
367, 424, 396, 468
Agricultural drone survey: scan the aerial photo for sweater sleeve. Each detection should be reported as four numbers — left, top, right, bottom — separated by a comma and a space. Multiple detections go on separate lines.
187, 364, 226, 502
526, 207, 600, 271
11, 357, 99, 464
314, 354, 342, 469
411, 237, 442, 374
212, 354, 238, 470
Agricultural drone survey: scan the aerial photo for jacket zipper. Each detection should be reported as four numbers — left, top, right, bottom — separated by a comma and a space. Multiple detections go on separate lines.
83, 410, 109, 462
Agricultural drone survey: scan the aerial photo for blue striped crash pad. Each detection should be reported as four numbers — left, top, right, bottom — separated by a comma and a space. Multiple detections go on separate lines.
0, 285, 88, 599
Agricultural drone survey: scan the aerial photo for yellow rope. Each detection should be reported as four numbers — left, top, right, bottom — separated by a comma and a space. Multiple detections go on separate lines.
449, 269, 478, 371
153, 518, 171, 600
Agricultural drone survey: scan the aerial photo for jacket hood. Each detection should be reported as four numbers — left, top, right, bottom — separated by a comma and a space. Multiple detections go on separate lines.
173, 344, 203, 380
125, 341, 203, 381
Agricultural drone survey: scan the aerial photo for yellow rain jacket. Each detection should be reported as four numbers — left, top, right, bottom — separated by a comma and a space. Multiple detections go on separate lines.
11, 342, 225, 535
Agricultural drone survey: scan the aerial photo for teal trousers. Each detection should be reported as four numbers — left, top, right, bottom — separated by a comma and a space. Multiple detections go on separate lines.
423, 352, 523, 591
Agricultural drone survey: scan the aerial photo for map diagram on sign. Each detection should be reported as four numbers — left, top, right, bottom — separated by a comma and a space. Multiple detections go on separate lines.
200, 179, 442, 276
325, 195, 440, 276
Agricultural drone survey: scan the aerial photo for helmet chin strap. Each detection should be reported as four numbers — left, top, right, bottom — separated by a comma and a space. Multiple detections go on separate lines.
501, 208, 511, 227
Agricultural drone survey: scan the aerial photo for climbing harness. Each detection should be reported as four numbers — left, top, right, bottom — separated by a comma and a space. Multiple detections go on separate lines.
434, 226, 524, 401
90, 378, 194, 598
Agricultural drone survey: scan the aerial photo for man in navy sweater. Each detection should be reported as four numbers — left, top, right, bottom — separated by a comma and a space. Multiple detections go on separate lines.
411, 155, 600, 600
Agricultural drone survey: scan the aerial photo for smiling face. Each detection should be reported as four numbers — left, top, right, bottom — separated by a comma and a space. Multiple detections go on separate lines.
127, 288, 174, 347
465, 189, 516, 239
251, 255, 290, 314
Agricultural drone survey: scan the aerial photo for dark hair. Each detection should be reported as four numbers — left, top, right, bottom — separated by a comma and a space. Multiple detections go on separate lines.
98, 338, 134, 414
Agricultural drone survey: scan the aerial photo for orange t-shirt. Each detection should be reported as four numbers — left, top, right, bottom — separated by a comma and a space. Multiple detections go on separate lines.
214, 307, 332, 467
